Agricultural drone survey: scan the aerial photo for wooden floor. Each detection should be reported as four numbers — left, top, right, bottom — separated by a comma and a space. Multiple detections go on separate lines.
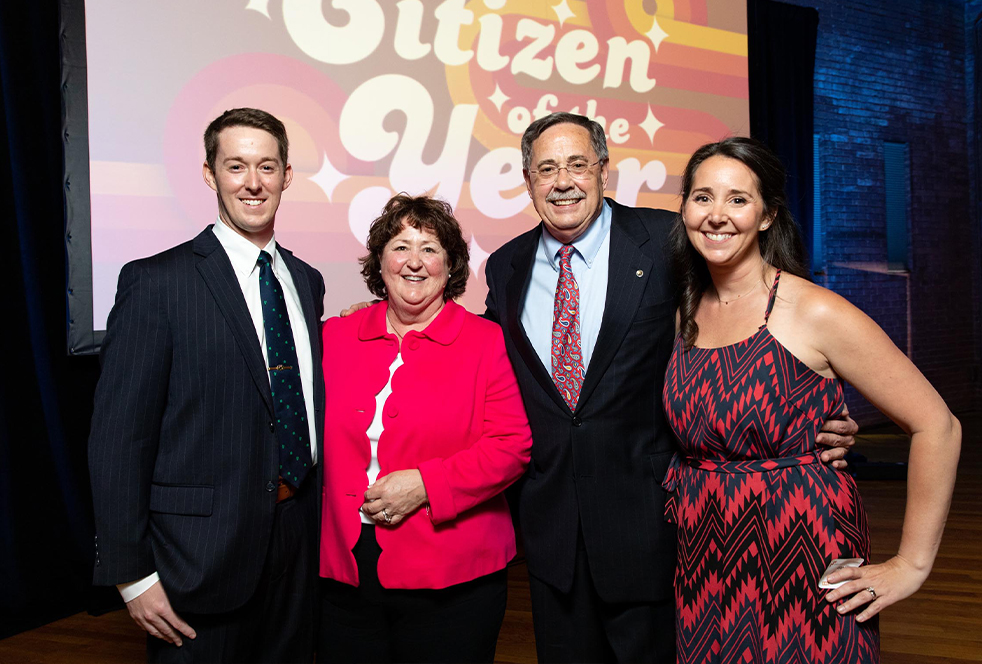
2, 415, 980, 663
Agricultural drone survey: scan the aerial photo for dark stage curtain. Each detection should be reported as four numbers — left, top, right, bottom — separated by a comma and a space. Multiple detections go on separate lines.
0, 1, 104, 638
974, 12, 982, 233
748, 0, 819, 265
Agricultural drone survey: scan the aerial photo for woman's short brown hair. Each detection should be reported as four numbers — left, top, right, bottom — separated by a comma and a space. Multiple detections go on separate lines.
360, 194, 470, 301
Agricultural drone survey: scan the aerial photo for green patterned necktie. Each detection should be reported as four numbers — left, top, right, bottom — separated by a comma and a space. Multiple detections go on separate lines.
257, 250, 311, 488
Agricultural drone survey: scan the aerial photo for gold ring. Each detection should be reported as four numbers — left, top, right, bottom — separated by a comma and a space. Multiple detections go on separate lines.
382, 509, 392, 523
866, 586, 876, 600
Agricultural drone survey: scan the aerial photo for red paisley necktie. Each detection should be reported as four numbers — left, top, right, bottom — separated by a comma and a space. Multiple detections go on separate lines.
551, 245, 585, 409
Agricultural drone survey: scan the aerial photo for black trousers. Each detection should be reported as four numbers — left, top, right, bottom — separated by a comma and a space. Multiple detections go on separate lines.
529, 529, 676, 664
147, 476, 318, 664
317, 524, 507, 664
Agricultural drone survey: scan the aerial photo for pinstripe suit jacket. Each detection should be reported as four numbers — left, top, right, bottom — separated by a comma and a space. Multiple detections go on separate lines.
484, 199, 679, 603
88, 226, 325, 614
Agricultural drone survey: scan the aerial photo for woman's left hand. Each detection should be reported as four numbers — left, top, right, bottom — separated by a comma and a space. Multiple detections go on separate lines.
360, 469, 428, 526
824, 555, 930, 622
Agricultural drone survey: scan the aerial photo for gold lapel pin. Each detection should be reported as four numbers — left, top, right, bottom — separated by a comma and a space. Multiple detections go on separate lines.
636, 270, 644, 277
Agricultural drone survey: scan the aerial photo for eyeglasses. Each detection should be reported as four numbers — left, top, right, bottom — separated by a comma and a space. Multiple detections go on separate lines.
528, 159, 602, 183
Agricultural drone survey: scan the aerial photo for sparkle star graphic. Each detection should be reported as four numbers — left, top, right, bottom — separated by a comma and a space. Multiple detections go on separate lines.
309, 152, 349, 203
468, 235, 491, 282
639, 106, 665, 145
552, 0, 575, 28
488, 84, 510, 112
646, 16, 669, 51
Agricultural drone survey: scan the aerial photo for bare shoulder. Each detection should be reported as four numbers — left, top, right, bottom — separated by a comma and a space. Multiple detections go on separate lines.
777, 274, 886, 356
777, 274, 861, 326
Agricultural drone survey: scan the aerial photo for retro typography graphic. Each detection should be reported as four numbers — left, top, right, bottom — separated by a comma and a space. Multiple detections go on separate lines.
85, 0, 748, 323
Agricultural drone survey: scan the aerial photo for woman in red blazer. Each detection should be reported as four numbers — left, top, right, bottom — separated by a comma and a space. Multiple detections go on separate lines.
317, 194, 532, 663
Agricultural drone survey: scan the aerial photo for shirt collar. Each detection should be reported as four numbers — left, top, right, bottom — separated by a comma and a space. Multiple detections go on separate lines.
211, 218, 279, 280
541, 200, 612, 271
358, 300, 465, 346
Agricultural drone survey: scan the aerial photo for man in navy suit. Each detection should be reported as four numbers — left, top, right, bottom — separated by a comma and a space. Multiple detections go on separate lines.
483, 113, 856, 663
89, 108, 325, 663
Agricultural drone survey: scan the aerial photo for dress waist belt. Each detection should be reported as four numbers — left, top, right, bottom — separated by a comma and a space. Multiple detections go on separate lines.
662, 451, 819, 493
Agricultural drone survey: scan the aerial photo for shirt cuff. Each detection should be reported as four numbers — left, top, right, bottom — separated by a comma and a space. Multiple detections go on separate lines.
117, 572, 160, 602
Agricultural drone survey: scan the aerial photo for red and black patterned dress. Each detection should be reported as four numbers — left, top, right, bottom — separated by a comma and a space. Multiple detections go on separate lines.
662, 271, 880, 663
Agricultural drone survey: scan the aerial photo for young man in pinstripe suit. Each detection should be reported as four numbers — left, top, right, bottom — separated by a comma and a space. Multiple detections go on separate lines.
89, 108, 325, 663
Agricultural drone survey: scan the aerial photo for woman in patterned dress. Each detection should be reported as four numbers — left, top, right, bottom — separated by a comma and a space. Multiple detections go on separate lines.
662, 137, 960, 663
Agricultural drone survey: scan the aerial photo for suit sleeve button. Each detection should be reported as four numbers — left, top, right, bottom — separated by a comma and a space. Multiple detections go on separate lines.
572, 416, 582, 427
266, 481, 276, 492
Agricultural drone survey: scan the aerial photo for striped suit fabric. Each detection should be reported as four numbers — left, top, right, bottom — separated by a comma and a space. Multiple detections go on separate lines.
88, 226, 325, 615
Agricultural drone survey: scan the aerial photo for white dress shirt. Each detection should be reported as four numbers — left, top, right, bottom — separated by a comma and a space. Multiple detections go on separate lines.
118, 220, 318, 602
212, 220, 318, 462
359, 354, 404, 525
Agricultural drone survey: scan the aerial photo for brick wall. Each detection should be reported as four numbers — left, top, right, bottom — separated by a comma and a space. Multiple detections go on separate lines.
779, 0, 980, 424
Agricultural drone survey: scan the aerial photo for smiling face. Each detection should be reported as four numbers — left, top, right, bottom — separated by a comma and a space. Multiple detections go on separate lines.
682, 155, 774, 269
381, 221, 450, 320
203, 125, 293, 248
524, 123, 609, 244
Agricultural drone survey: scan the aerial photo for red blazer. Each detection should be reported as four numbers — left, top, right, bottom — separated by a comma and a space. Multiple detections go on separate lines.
319, 300, 532, 589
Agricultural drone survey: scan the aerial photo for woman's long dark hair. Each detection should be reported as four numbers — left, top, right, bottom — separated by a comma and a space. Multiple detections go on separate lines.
672, 136, 810, 349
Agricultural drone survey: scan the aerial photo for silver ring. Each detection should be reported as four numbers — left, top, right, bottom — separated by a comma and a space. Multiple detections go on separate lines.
866, 586, 876, 600
382, 509, 391, 523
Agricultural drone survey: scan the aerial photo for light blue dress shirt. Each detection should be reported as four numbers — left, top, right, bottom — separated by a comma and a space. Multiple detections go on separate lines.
520, 201, 611, 373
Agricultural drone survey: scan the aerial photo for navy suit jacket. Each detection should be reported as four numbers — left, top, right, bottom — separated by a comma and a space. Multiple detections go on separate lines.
89, 226, 325, 614
485, 199, 678, 603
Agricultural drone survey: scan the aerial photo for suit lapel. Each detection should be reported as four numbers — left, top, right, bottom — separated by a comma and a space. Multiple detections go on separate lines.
577, 201, 653, 409
278, 246, 324, 409
505, 226, 572, 414
193, 228, 274, 415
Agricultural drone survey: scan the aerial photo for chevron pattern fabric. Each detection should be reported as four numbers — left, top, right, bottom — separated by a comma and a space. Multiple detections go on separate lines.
662, 276, 879, 663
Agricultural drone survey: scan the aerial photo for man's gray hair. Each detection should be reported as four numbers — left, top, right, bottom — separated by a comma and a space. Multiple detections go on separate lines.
520, 112, 609, 172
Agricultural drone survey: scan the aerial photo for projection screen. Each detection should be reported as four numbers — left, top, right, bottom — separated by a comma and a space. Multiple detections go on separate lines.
66, 0, 749, 353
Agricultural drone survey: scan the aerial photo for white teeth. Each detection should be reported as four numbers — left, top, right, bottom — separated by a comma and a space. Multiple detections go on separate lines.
242, 199, 263, 206
706, 232, 732, 241
403, 276, 424, 281
551, 199, 580, 206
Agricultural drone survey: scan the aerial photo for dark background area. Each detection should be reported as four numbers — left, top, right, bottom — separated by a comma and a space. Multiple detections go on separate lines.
779, 0, 982, 423
2, 0, 979, 641
1, 0, 104, 641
